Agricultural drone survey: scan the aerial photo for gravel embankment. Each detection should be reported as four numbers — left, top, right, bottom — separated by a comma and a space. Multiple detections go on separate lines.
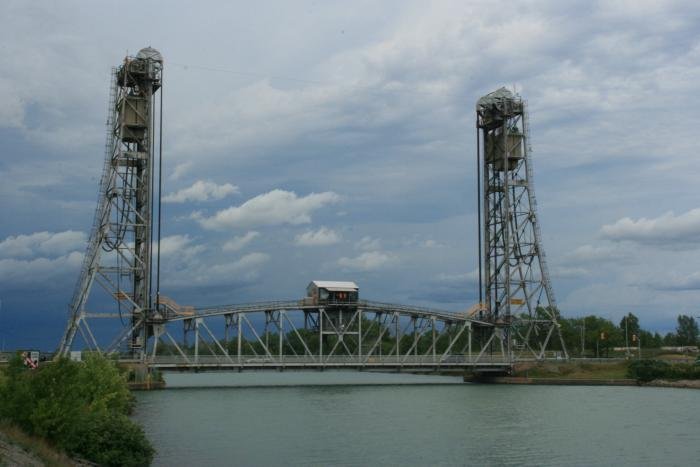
0, 430, 44, 467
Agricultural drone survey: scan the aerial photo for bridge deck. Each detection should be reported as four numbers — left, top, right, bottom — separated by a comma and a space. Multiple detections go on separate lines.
142, 355, 511, 371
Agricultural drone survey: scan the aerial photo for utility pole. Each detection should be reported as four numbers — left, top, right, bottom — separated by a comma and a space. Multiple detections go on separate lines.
625, 314, 630, 358
596, 338, 599, 359
637, 331, 641, 360
580, 318, 585, 358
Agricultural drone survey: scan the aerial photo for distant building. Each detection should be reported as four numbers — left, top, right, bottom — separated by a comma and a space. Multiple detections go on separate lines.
660, 346, 699, 353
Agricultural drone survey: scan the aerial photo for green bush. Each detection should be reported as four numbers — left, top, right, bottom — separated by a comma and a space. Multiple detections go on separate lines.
628, 359, 700, 382
627, 359, 670, 382
0, 354, 154, 466
62, 411, 154, 467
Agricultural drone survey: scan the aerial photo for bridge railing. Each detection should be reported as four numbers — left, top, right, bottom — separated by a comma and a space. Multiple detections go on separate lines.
163, 299, 484, 325
147, 354, 512, 367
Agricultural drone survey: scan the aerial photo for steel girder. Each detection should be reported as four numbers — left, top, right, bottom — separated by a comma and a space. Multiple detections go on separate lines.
138, 302, 524, 369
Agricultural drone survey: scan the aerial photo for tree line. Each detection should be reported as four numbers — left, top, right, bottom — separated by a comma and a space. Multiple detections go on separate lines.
555, 313, 699, 357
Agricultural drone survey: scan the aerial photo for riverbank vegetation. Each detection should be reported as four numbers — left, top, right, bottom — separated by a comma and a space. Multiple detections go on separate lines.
512, 361, 630, 379
0, 354, 154, 466
510, 359, 700, 384
627, 359, 700, 382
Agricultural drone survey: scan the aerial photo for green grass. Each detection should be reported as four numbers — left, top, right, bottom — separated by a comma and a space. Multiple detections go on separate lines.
512, 361, 630, 379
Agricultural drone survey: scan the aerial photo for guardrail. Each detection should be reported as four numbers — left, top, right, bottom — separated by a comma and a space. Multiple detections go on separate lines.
147, 354, 513, 368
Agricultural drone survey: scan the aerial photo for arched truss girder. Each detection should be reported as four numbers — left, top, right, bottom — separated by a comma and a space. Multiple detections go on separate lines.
112, 299, 547, 370
74, 298, 555, 370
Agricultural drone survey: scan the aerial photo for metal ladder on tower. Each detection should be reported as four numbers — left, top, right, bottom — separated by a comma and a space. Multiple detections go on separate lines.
58, 69, 119, 355
522, 101, 558, 311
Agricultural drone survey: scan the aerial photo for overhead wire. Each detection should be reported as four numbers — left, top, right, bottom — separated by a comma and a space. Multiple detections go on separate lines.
156, 68, 164, 312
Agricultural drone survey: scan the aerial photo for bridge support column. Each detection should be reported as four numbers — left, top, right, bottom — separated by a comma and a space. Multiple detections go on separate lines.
237, 314, 242, 364
432, 316, 437, 364
277, 310, 284, 365
194, 318, 200, 364
151, 323, 164, 360
468, 323, 472, 362
319, 308, 324, 366
358, 309, 362, 363
412, 317, 418, 357
395, 312, 400, 365
224, 314, 234, 352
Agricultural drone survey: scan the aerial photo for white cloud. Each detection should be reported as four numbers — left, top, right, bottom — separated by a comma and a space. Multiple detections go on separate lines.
436, 270, 480, 283
208, 252, 270, 276
154, 234, 204, 259
295, 227, 341, 247
601, 208, 700, 247
169, 161, 193, 181
355, 236, 381, 251
3, 1, 700, 334
0, 251, 83, 285
550, 266, 591, 280
650, 271, 700, 291
162, 252, 270, 288
338, 251, 393, 271
0, 77, 24, 128
164, 180, 239, 203
196, 189, 341, 230
223, 231, 260, 252
0, 231, 86, 259
563, 244, 628, 264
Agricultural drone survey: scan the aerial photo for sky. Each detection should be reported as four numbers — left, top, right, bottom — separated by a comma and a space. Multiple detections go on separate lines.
1, 0, 700, 350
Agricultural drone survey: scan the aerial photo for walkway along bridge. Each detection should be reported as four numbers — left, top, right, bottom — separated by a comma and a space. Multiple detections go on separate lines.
56, 48, 567, 374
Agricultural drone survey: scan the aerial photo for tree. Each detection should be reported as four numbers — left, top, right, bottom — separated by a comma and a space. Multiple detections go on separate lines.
662, 332, 678, 346
676, 315, 699, 346
0, 354, 153, 466
619, 313, 640, 340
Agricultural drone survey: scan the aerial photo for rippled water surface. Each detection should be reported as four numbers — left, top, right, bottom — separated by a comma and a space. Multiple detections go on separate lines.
134, 372, 700, 466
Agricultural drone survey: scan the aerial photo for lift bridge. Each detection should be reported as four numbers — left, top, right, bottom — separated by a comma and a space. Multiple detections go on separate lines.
56, 48, 566, 373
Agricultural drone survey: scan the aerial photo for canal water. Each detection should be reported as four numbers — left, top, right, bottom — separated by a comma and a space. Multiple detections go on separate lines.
134, 372, 700, 466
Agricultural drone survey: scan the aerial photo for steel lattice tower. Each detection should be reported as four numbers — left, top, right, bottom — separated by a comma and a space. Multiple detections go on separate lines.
476, 88, 567, 360
58, 47, 163, 358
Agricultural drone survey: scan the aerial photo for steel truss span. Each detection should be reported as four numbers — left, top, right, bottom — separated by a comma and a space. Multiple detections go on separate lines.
135, 300, 516, 370
476, 87, 568, 359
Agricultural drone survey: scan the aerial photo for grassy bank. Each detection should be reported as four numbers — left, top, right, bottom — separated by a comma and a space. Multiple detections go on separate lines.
511, 361, 630, 379
0, 422, 80, 467
489, 359, 700, 389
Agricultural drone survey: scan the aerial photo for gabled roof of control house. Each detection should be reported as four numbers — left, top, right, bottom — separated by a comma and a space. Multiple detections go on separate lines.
309, 281, 358, 292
